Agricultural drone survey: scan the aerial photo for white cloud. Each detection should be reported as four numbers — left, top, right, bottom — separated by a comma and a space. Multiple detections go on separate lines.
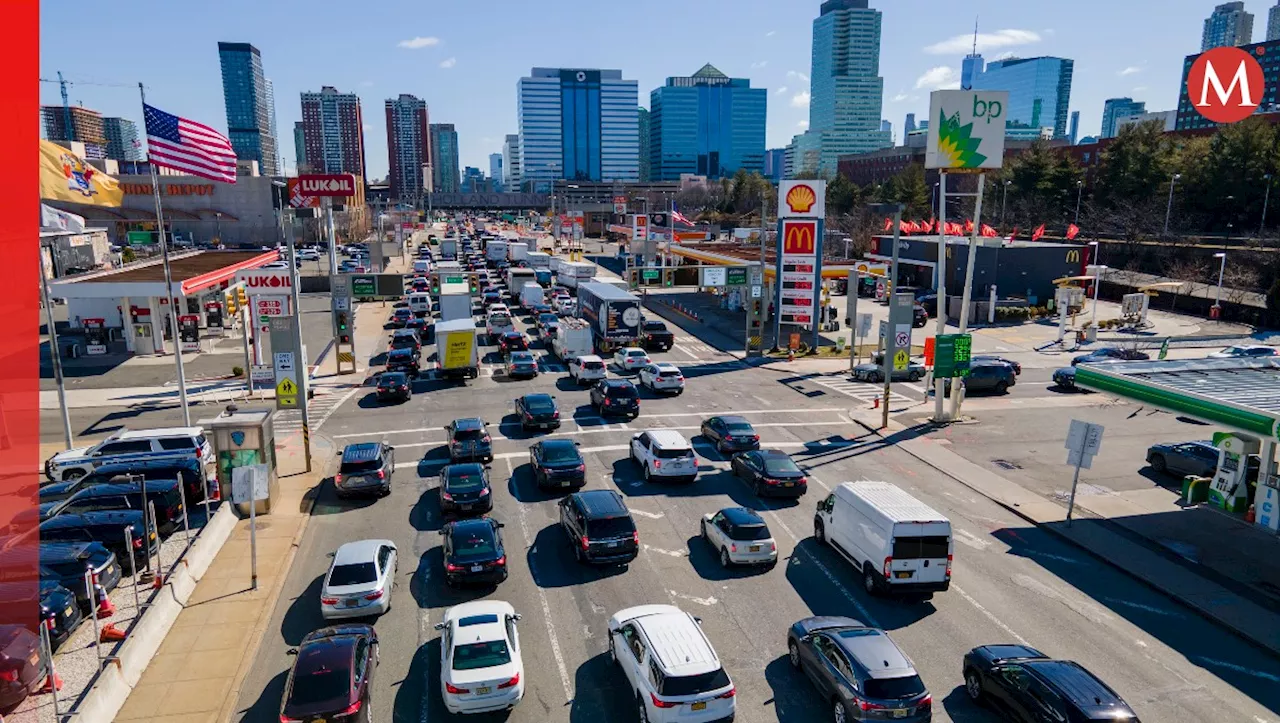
362, 124, 373, 132
765, 30, 776, 37
439, 57, 457, 69
993, 51, 1017, 61
923, 29, 1041, 55
397, 36, 440, 49
776, 86, 788, 94
915, 66, 961, 90
751, 61, 768, 69
891, 91, 909, 102
790, 90, 811, 108
1132, 85, 1148, 93
787, 70, 809, 83
797, 120, 809, 129
1118, 65, 1143, 76
359, 80, 374, 87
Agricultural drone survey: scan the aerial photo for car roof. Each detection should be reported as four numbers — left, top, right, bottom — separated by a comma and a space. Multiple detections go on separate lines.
759, 449, 792, 460
574, 489, 629, 518
445, 600, 515, 642
380, 371, 408, 381
333, 539, 392, 565
831, 628, 915, 678
577, 354, 603, 362
720, 507, 764, 526
388, 348, 415, 357
502, 330, 524, 337
718, 415, 751, 425
295, 634, 356, 676
603, 378, 634, 387
1023, 660, 1127, 710
72, 480, 178, 496
647, 430, 691, 448
114, 427, 203, 440
509, 351, 535, 360
622, 347, 647, 354
39, 541, 103, 562
539, 439, 579, 453
42, 511, 142, 529
632, 608, 721, 676
341, 443, 383, 462
653, 362, 681, 371
449, 517, 497, 536
522, 393, 554, 403
452, 418, 484, 431
445, 463, 486, 478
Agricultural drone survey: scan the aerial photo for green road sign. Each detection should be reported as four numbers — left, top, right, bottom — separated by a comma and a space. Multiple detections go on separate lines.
351, 275, 376, 297
444, 275, 465, 284
726, 267, 748, 286
933, 333, 973, 378
642, 269, 659, 280
126, 230, 155, 245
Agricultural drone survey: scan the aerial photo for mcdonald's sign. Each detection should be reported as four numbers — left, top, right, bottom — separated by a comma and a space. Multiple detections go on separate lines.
782, 220, 818, 255
1065, 249, 1081, 264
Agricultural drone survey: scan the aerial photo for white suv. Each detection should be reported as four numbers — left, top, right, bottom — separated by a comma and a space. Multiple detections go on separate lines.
608, 605, 735, 723
638, 363, 684, 394
45, 427, 213, 481
567, 355, 608, 384
614, 347, 651, 371
630, 430, 698, 483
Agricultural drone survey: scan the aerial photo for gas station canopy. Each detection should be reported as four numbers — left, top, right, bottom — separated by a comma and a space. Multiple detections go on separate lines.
49, 250, 279, 299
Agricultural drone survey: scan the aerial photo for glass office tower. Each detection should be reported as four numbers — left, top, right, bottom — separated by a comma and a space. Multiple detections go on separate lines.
518, 68, 639, 183
217, 42, 278, 175
649, 64, 766, 181
970, 56, 1074, 140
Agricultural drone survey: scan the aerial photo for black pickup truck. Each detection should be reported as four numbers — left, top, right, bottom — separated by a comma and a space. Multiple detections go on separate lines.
640, 320, 675, 351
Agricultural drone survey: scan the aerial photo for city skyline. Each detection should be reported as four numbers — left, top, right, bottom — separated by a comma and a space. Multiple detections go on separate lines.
40, 0, 1279, 179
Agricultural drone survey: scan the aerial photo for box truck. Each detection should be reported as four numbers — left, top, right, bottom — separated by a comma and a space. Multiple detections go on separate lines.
507, 267, 537, 292
557, 261, 598, 291
525, 252, 553, 286
507, 240, 529, 263
434, 319, 479, 380
576, 282, 642, 352
437, 282, 473, 322
551, 317, 594, 360
486, 239, 508, 265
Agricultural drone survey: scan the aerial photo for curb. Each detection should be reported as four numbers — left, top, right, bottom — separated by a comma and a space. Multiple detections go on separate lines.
842, 410, 1280, 660
64, 503, 239, 723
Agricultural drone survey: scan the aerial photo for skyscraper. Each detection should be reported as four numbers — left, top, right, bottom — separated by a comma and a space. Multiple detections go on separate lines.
502, 134, 521, 189
461, 167, 485, 193
385, 94, 431, 203
790, 0, 891, 177
880, 119, 892, 143
1203, 2, 1254, 50
904, 113, 916, 134
102, 117, 142, 161
293, 122, 307, 172
1269, 0, 1280, 41
1100, 98, 1146, 138
517, 67, 639, 184
264, 78, 278, 168
300, 86, 366, 181
42, 105, 106, 158
1068, 110, 1080, 145
961, 20, 983, 90
490, 153, 504, 191
970, 56, 1074, 139
763, 148, 786, 182
648, 64, 766, 181
217, 42, 279, 175
430, 124, 460, 193
637, 107, 651, 182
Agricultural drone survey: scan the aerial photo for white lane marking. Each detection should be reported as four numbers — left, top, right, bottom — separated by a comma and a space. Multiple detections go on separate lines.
672, 344, 700, 360
335, 426, 443, 439
954, 529, 991, 551
343, 409, 851, 438
1191, 657, 1280, 683
1102, 598, 1183, 617
759, 509, 880, 628
315, 387, 361, 430
953, 585, 1030, 646
418, 567, 431, 723
505, 458, 573, 703
1022, 550, 1082, 565
668, 590, 718, 606
630, 509, 665, 520
799, 473, 833, 493
393, 442, 817, 470
644, 545, 688, 558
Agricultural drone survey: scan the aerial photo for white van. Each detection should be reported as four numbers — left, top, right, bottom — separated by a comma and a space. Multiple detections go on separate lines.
408, 292, 433, 318
413, 259, 431, 275
814, 481, 952, 597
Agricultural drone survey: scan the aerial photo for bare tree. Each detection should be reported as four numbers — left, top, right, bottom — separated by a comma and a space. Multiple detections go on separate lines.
1221, 264, 1261, 305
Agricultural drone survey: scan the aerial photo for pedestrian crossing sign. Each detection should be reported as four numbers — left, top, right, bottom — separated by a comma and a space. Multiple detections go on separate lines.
893, 349, 909, 371
276, 378, 297, 396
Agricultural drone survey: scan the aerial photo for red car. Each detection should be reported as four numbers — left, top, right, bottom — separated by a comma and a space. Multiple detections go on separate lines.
499, 331, 528, 354
280, 624, 378, 723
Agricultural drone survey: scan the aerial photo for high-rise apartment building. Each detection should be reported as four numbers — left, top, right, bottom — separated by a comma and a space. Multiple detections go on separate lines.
265, 78, 278, 168
385, 94, 432, 203
638, 107, 651, 182
1100, 98, 1146, 138
517, 67, 639, 184
1068, 111, 1079, 145
42, 105, 107, 158
102, 117, 143, 161
648, 64, 766, 181
1203, 2, 1254, 50
763, 148, 786, 182
502, 134, 521, 189
1177, 37, 1280, 130
461, 167, 486, 193
430, 124, 460, 193
300, 86, 366, 181
788, 0, 891, 177
293, 122, 306, 172
1269, 1, 1280, 41
970, 56, 1074, 139
490, 153, 503, 191
904, 113, 916, 134
217, 42, 279, 175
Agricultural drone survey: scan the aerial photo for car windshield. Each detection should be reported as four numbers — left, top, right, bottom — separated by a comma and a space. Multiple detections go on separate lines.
450, 530, 497, 559
644, 321, 667, 331
582, 360, 604, 370
626, 350, 646, 358
586, 516, 635, 538
863, 674, 927, 700
728, 524, 771, 541
452, 640, 511, 671
289, 667, 349, 706
540, 444, 580, 464
524, 396, 555, 412
764, 456, 801, 475
659, 667, 731, 697
329, 562, 377, 586
445, 469, 486, 492
380, 373, 407, 386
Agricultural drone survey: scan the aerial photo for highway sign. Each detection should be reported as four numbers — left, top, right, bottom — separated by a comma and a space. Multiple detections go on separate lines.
643, 269, 659, 280
700, 267, 727, 287
726, 267, 748, 286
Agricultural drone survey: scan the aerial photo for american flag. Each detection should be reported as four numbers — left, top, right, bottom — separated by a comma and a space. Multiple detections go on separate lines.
143, 104, 237, 183
671, 209, 694, 226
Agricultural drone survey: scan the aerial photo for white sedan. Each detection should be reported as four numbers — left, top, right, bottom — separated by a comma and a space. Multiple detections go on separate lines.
436, 600, 525, 715
613, 347, 651, 372
320, 539, 397, 619
1208, 344, 1278, 359
638, 362, 685, 394
296, 248, 321, 261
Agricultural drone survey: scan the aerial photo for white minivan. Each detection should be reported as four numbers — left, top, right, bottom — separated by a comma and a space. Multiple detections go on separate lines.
408, 292, 433, 318
814, 481, 952, 598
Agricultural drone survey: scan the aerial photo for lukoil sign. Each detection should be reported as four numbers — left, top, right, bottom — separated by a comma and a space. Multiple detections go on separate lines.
925, 89, 1010, 171
236, 269, 293, 289
296, 174, 357, 197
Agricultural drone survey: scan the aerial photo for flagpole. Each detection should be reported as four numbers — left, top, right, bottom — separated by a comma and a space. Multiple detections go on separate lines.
39, 231, 75, 449
140, 82, 192, 426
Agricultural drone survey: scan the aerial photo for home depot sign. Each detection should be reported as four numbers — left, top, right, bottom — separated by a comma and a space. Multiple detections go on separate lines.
295, 174, 358, 197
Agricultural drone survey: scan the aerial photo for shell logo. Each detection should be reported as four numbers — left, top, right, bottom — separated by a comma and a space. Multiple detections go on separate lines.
785, 184, 817, 214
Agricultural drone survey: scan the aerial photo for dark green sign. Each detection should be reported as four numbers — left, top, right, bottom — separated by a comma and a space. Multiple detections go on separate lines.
933, 333, 972, 378
444, 275, 465, 284
726, 267, 748, 286
351, 275, 377, 298
642, 269, 659, 280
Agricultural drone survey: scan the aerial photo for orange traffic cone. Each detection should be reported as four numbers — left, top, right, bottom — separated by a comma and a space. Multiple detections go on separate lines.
96, 596, 116, 619
152, 573, 166, 590
99, 623, 126, 643
1246, 504, 1256, 524
39, 671, 64, 693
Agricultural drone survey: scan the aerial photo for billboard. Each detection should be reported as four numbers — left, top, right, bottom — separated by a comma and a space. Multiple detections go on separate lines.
286, 178, 321, 208
778, 180, 826, 219
296, 173, 358, 197
632, 214, 648, 241
925, 90, 1009, 170
779, 219, 819, 327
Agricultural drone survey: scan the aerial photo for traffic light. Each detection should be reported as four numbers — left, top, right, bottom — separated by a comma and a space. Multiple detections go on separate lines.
753, 300, 762, 315
225, 292, 237, 315
469, 274, 479, 294
431, 276, 440, 295
335, 310, 349, 343
628, 268, 639, 288
235, 287, 247, 307
663, 268, 675, 288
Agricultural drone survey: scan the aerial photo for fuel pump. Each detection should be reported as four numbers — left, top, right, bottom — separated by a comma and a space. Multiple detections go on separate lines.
1210, 432, 1261, 514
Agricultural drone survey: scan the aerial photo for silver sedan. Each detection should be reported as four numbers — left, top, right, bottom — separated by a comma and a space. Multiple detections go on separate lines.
321, 539, 398, 620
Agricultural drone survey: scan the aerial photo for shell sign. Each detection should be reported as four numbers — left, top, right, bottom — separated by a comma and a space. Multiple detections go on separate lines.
779, 180, 826, 219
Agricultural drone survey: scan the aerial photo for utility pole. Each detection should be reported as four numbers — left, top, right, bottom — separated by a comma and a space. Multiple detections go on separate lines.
39, 244, 74, 449
932, 171, 949, 423
882, 206, 903, 431
948, 174, 986, 420
283, 208, 313, 473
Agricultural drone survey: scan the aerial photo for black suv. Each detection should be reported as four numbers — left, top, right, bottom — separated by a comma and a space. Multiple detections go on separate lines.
385, 347, 421, 377
440, 517, 508, 587
590, 379, 640, 419
39, 510, 158, 575
438, 463, 493, 516
49, 479, 185, 537
530, 440, 586, 490
963, 645, 1140, 722
945, 361, 1017, 395
335, 442, 395, 498
446, 418, 493, 463
39, 542, 120, 614
80, 457, 208, 504
640, 320, 674, 351
376, 371, 413, 402
558, 490, 639, 566
514, 393, 560, 431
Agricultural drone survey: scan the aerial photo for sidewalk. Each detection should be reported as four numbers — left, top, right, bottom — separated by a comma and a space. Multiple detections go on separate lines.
844, 407, 1280, 658
111, 434, 335, 723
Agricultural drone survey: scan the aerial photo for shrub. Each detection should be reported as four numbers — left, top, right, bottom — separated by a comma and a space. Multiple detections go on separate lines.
232, 365, 244, 378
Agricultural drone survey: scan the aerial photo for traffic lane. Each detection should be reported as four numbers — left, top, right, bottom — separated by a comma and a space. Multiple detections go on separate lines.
763, 429, 1280, 722
42, 404, 193, 445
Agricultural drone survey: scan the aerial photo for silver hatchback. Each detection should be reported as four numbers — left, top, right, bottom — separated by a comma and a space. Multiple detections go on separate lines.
321, 539, 398, 620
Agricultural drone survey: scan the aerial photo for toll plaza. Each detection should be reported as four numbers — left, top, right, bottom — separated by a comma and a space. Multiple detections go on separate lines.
47, 250, 278, 355
1074, 357, 1280, 534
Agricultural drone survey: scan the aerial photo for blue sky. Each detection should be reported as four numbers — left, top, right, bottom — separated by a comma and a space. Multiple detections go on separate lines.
40, 0, 1263, 179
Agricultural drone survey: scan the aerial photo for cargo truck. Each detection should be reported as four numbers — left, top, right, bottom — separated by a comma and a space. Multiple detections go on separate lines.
551, 317, 594, 360
557, 261, 598, 291
591, 276, 629, 293
437, 282, 473, 322
441, 238, 458, 260
434, 319, 479, 380
507, 241, 529, 263
507, 267, 537, 292
486, 239, 508, 265
525, 252, 553, 286
576, 282, 642, 353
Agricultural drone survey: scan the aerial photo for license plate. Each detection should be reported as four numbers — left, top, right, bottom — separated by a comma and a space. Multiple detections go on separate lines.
691, 701, 707, 711
895, 571, 913, 579
345, 599, 359, 607
608, 541, 619, 548
783, 482, 794, 487
65, 606, 73, 618
560, 480, 571, 487
475, 686, 491, 695
460, 504, 472, 510
892, 709, 908, 718
471, 565, 484, 572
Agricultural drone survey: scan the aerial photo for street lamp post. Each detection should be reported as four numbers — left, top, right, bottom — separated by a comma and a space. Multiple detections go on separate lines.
1213, 252, 1227, 312
1000, 180, 1011, 228
1163, 173, 1181, 235
1261, 174, 1273, 237
1088, 240, 1100, 267
214, 212, 222, 245
1074, 180, 1083, 224
1091, 264, 1108, 327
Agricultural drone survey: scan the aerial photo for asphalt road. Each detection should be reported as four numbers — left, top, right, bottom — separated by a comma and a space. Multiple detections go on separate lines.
231, 281, 1280, 723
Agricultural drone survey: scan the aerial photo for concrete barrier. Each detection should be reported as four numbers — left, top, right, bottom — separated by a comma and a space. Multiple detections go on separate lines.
62, 503, 239, 723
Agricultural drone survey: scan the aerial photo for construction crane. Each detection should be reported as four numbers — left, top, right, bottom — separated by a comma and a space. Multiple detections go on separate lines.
37, 71, 75, 142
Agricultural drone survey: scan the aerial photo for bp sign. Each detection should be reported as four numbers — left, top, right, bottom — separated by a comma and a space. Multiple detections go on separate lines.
933, 333, 972, 378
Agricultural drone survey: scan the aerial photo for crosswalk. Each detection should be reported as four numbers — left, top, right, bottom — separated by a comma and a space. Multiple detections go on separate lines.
805, 374, 923, 408
274, 386, 358, 437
